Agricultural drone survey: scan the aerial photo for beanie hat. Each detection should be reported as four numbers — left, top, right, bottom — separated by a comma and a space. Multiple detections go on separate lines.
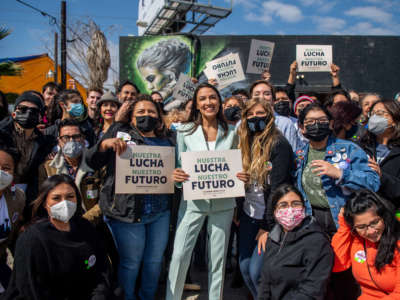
294, 95, 315, 113
96, 91, 121, 108
14, 91, 45, 114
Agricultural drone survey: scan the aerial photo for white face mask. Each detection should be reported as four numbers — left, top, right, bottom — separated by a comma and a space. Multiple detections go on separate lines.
48, 200, 77, 223
0, 170, 13, 190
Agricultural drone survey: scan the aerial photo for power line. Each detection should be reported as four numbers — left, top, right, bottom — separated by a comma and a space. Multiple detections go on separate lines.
14, 0, 118, 75
15, 0, 57, 25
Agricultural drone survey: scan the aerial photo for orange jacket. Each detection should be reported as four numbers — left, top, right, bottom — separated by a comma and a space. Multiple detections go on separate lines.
332, 215, 400, 300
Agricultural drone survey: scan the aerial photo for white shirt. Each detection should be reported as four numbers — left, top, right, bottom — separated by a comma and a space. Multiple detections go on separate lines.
207, 141, 216, 151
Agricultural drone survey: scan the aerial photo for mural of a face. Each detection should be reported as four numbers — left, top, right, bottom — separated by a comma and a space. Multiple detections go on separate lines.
136, 38, 191, 105
139, 65, 170, 95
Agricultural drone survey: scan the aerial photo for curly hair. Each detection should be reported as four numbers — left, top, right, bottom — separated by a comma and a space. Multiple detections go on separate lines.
238, 97, 280, 186
329, 101, 362, 136
136, 38, 191, 80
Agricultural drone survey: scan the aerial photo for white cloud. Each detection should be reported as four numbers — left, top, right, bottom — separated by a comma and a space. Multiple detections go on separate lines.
300, 0, 324, 6
233, 0, 257, 8
244, 11, 272, 24
363, 0, 399, 9
319, 1, 337, 13
246, 1, 303, 24
299, 0, 336, 13
313, 17, 346, 33
341, 22, 397, 35
263, 1, 303, 22
345, 6, 392, 24
230, 0, 258, 9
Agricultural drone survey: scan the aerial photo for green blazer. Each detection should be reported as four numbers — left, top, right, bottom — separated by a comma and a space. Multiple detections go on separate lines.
176, 122, 239, 212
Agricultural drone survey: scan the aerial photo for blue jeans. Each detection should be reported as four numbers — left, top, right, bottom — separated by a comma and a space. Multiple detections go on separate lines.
106, 211, 170, 300
238, 212, 265, 298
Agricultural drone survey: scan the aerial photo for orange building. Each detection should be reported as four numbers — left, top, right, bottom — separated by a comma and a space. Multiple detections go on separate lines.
0, 53, 87, 98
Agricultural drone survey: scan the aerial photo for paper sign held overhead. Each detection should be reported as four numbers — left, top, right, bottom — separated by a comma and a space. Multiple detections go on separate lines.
296, 45, 332, 72
203, 53, 246, 88
115, 145, 175, 194
172, 73, 196, 101
181, 149, 245, 201
246, 39, 275, 74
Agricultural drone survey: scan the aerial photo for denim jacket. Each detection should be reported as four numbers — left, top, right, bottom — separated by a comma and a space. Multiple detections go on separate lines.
294, 136, 380, 227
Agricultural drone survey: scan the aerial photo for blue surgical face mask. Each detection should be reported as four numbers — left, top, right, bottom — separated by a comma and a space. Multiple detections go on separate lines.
68, 103, 84, 117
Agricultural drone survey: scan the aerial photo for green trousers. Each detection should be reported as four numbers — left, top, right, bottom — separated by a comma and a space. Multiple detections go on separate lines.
166, 201, 234, 300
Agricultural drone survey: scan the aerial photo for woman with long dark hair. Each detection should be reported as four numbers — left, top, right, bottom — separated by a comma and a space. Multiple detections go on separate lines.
236, 97, 293, 298
359, 99, 400, 206
86, 94, 175, 300
258, 184, 333, 300
332, 189, 400, 299
93, 91, 121, 142
2, 174, 117, 300
167, 83, 240, 300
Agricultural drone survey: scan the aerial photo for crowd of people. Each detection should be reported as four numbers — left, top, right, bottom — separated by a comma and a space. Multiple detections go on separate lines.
0, 60, 399, 300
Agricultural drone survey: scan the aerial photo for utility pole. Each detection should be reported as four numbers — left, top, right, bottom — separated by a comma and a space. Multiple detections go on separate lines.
61, 1, 67, 89
54, 32, 58, 83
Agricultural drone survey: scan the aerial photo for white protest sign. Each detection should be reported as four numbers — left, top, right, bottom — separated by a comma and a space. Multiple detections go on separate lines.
172, 73, 196, 101
246, 39, 275, 74
115, 145, 175, 194
204, 53, 245, 88
296, 45, 332, 72
181, 149, 245, 201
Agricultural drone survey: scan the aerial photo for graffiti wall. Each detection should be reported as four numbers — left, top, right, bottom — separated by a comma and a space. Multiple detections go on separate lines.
120, 35, 400, 109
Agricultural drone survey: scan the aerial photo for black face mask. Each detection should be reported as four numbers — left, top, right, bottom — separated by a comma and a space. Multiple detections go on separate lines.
135, 115, 159, 133
345, 124, 358, 140
14, 109, 40, 129
247, 116, 268, 133
304, 122, 331, 142
274, 101, 291, 117
224, 106, 241, 122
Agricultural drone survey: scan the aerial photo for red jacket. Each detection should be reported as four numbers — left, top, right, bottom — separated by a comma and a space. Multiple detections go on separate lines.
332, 215, 400, 300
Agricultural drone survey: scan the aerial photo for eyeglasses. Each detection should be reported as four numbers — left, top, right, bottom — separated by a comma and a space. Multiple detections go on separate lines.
276, 201, 303, 210
16, 105, 39, 114
59, 134, 83, 143
370, 110, 390, 117
353, 218, 382, 233
303, 118, 329, 126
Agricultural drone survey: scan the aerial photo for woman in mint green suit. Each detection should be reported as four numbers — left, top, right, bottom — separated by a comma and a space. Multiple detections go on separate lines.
166, 83, 247, 300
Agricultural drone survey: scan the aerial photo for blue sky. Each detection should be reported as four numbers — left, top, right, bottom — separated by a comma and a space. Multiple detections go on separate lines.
1, 0, 399, 85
